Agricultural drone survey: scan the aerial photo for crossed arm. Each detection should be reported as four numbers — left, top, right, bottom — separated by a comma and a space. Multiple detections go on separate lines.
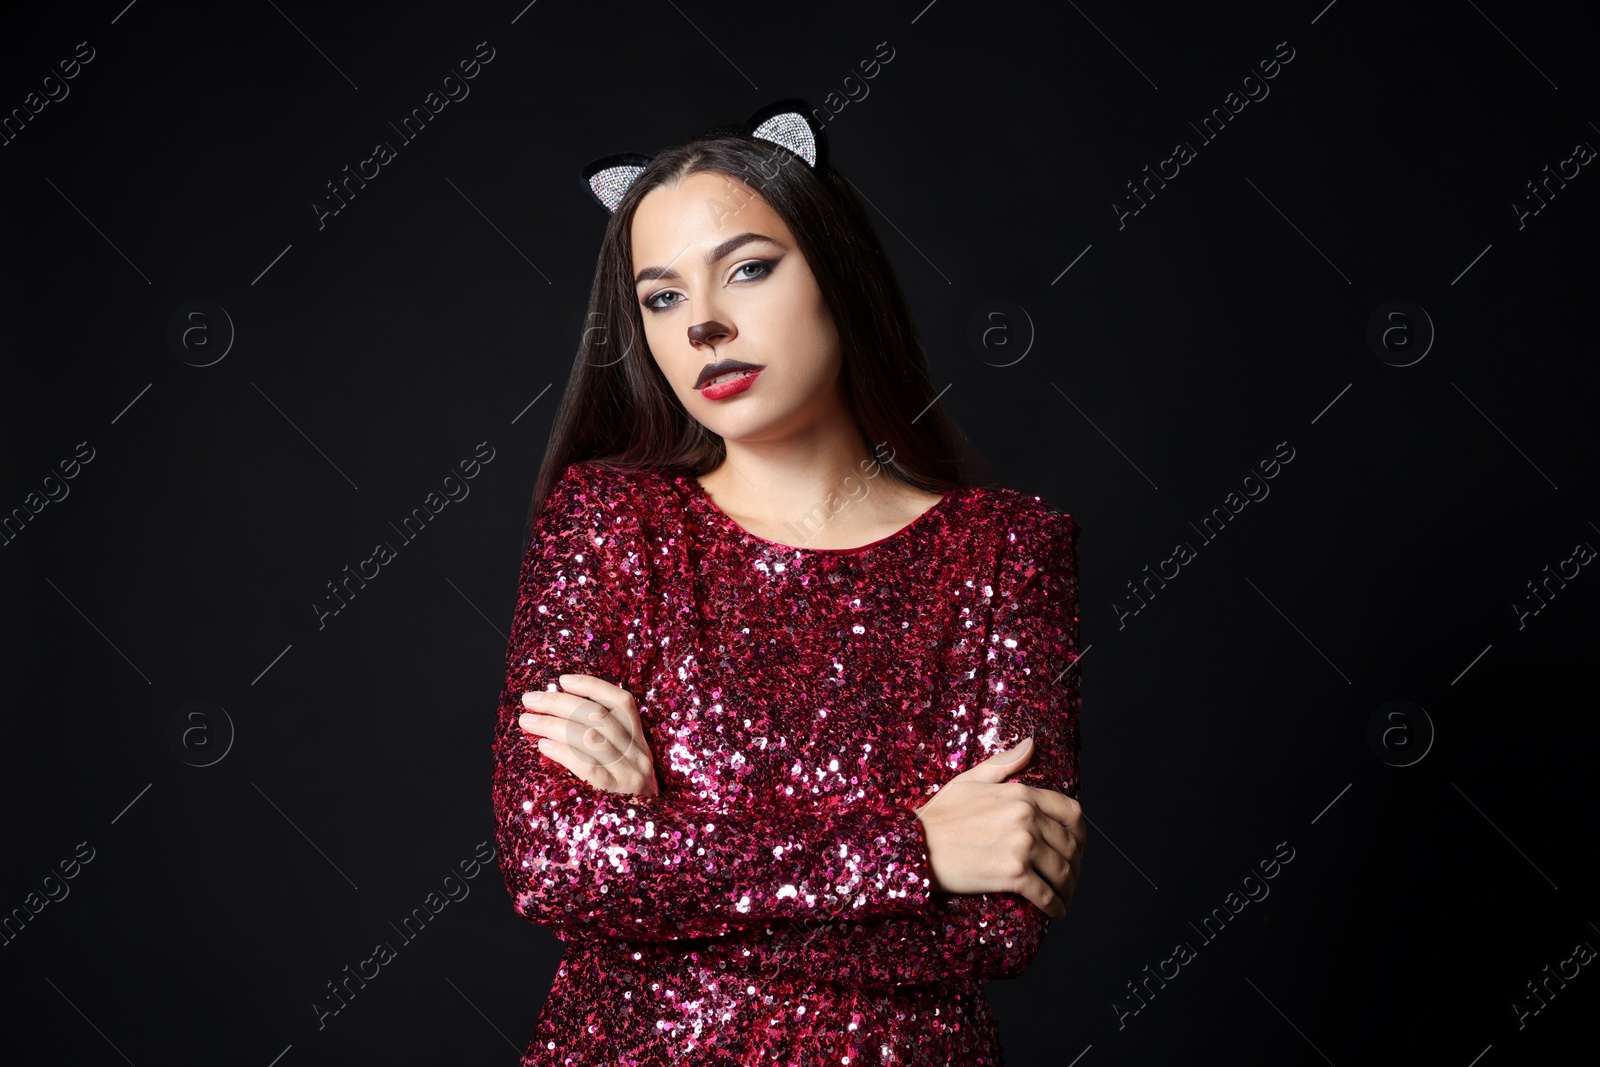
490, 466, 1083, 983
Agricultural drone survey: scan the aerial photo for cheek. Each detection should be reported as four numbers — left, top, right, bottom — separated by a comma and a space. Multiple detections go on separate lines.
775, 288, 839, 368
801, 315, 842, 381
639, 320, 682, 387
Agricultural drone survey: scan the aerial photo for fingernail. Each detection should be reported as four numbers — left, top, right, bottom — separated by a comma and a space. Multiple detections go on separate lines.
525, 691, 543, 705
1006, 736, 1033, 755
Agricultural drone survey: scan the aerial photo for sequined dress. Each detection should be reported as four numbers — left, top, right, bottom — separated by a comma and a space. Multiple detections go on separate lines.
491, 461, 1081, 1066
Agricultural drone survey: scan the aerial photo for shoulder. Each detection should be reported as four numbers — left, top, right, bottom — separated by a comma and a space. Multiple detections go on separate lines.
550, 461, 665, 507
960, 483, 1080, 551
543, 461, 683, 540
531, 464, 660, 587
552, 459, 628, 495
958, 486, 1079, 605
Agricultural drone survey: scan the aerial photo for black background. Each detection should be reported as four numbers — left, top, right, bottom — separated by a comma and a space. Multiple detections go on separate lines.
3, 1, 1596, 1064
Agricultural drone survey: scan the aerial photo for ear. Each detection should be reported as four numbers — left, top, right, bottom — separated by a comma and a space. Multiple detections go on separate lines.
581, 152, 653, 214
578, 98, 827, 215
742, 98, 827, 170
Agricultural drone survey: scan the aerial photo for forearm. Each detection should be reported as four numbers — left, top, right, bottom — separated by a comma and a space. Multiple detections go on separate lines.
492, 683, 935, 942
737, 892, 1049, 990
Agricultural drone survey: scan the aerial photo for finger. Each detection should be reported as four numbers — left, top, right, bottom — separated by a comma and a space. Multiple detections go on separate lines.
1055, 795, 1087, 852
951, 737, 1034, 784
552, 675, 648, 742
534, 713, 627, 768
518, 711, 618, 754
1059, 862, 1081, 909
521, 693, 634, 760
556, 675, 636, 726
556, 681, 649, 764
1017, 869, 1067, 920
531, 735, 590, 784
523, 697, 630, 749
1024, 786, 1082, 832
522, 688, 608, 721
1029, 834, 1075, 898
1033, 814, 1081, 874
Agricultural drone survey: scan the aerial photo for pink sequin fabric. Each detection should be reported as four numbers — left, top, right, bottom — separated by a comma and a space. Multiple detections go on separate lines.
491, 461, 1081, 1066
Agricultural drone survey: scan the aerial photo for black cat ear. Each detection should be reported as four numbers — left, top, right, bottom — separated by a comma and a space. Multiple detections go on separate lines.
581, 152, 652, 214
742, 98, 827, 171
581, 100, 824, 212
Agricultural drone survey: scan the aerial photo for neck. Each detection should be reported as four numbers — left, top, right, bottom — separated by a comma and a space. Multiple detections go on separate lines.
703, 403, 886, 521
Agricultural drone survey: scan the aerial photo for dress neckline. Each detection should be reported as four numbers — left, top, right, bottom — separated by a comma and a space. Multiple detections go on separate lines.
678, 473, 958, 556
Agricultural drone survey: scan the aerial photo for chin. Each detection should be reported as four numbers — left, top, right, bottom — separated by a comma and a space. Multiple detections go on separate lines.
699, 410, 780, 443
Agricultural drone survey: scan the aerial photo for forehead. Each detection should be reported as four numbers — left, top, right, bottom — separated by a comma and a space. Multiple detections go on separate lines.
630, 171, 788, 259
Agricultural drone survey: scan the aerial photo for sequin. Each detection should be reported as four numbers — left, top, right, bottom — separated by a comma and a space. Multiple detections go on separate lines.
750, 112, 818, 167
491, 461, 1081, 1065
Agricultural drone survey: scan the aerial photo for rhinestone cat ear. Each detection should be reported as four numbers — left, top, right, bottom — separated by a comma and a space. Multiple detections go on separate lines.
581, 152, 653, 215
578, 99, 826, 214
743, 97, 827, 171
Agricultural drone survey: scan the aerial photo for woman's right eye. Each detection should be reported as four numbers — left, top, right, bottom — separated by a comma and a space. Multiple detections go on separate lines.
644, 291, 682, 313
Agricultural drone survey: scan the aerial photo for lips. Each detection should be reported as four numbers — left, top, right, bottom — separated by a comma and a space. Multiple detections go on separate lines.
694, 358, 765, 390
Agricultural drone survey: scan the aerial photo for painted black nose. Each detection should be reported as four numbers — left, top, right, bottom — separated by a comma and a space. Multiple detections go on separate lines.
688, 320, 732, 347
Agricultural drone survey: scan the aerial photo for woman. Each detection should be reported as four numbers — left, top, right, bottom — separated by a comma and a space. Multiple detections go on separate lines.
490, 99, 1085, 1065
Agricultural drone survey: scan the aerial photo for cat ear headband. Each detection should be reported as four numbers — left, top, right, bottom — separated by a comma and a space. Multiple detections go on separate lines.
580, 98, 828, 214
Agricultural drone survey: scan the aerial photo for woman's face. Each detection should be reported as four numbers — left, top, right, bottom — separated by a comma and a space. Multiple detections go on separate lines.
630, 170, 844, 443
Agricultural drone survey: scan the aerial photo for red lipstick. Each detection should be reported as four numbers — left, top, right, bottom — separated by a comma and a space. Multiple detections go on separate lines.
699, 369, 760, 400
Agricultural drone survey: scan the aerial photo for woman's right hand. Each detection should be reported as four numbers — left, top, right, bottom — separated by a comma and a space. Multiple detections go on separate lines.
912, 737, 1085, 919
518, 673, 661, 798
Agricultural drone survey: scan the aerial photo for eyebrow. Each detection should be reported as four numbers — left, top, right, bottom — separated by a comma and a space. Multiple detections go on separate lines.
634, 232, 787, 285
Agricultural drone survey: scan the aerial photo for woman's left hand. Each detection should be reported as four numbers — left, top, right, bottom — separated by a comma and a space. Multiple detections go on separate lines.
518, 673, 661, 797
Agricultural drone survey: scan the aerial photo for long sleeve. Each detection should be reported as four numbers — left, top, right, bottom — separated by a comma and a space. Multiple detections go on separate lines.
931, 507, 1081, 980
490, 464, 938, 943
756, 508, 1082, 989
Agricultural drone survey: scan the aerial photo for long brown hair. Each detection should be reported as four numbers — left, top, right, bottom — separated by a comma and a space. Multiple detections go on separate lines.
525, 117, 974, 545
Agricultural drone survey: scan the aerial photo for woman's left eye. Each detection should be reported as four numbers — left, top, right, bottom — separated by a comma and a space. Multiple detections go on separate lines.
733, 259, 774, 282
